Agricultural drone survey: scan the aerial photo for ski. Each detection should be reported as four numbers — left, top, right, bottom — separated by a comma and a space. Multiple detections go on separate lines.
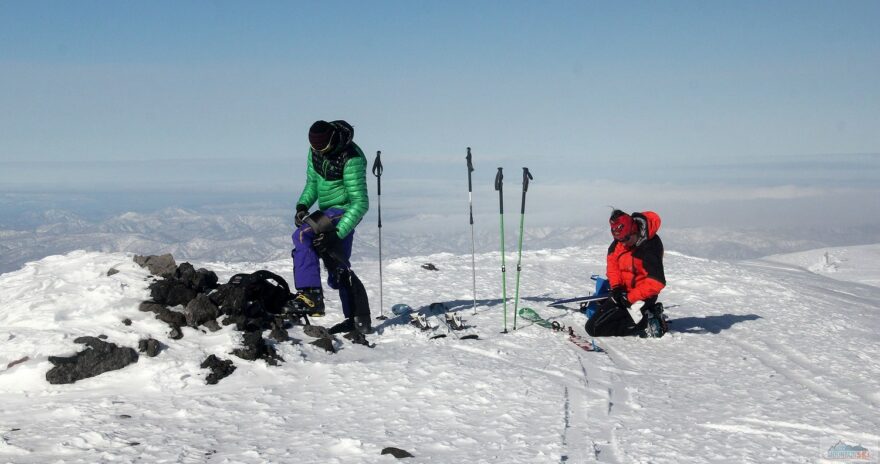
517, 307, 603, 352
430, 303, 479, 340
391, 303, 447, 339
550, 275, 611, 309
390, 303, 478, 340
549, 293, 609, 307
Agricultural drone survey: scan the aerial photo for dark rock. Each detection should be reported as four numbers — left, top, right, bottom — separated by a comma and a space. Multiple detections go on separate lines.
7, 356, 29, 369
185, 294, 220, 328
167, 285, 197, 307
269, 318, 290, 342
309, 337, 336, 353
175, 263, 218, 293
147, 280, 173, 305
46, 337, 139, 385
203, 319, 222, 332
122, 318, 132, 326
107, 268, 120, 276
174, 262, 197, 283
133, 254, 177, 278
137, 338, 163, 357
381, 447, 414, 459
421, 263, 439, 271
232, 330, 282, 365
200, 354, 236, 385
168, 326, 184, 340
138, 301, 165, 313
98, 334, 108, 339
155, 307, 187, 328
193, 269, 219, 293
149, 279, 198, 307
303, 325, 332, 339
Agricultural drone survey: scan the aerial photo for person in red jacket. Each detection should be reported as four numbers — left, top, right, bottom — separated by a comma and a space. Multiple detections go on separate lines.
585, 209, 668, 337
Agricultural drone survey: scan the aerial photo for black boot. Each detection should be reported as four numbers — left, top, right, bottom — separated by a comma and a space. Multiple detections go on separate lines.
328, 318, 355, 334
353, 315, 373, 334
644, 303, 668, 338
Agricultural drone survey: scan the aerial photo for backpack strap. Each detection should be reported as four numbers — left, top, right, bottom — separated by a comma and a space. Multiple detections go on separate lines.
249, 270, 291, 294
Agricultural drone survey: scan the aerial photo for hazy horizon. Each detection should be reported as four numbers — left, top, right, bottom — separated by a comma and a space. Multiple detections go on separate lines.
1, 1, 878, 270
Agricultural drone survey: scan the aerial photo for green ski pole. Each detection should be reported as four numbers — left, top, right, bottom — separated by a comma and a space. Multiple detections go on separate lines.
512, 167, 533, 331
495, 167, 508, 333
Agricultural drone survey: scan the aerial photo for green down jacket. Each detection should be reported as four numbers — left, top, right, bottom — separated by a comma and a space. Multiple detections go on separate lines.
296, 142, 369, 239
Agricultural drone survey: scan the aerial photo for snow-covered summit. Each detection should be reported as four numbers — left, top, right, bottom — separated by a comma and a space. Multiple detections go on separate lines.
0, 247, 878, 463
758, 243, 880, 288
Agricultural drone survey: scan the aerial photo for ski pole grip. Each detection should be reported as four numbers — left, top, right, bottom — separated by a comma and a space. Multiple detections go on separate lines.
495, 167, 504, 214
372, 151, 383, 196
522, 167, 533, 192
466, 147, 474, 191
372, 151, 383, 178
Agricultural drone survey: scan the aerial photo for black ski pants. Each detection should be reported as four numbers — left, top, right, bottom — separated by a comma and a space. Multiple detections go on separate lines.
585, 297, 656, 337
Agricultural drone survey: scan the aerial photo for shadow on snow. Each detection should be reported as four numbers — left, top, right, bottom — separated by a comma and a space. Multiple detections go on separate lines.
671, 314, 762, 334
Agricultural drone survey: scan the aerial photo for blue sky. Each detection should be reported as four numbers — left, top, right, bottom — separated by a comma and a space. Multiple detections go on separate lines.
1, 1, 878, 228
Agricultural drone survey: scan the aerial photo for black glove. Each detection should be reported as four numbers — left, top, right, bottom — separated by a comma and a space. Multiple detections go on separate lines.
294, 205, 309, 227
610, 286, 630, 310
313, 229, 339, 255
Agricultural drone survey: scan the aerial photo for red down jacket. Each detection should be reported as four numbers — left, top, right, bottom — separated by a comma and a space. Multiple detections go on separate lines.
606, 211, 666, 304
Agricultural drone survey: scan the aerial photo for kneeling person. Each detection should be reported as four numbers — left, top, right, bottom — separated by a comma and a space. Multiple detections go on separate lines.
586, 209, 667, 337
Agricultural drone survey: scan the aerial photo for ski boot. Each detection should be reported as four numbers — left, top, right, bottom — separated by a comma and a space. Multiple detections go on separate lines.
328, 318, 355, 335
326, 317, 372, 346
353, 315, 373, 335
283, 287, 325, 317
644, 303, 668, 338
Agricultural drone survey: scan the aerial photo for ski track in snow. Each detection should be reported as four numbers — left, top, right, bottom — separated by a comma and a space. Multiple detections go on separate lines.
0, 246, 878, 463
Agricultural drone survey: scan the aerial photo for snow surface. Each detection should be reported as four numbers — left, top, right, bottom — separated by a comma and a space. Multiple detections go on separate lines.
758, 244, 880, 288
1, 247, 879, 463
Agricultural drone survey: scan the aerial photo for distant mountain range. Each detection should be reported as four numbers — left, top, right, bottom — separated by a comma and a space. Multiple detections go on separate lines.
2, 206, 879, 274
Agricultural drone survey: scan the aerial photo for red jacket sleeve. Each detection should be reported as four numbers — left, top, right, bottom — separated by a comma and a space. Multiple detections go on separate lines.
606, 242, 622, 289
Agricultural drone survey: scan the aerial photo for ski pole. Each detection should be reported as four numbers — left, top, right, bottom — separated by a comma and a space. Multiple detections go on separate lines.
372, 151, 386, 320
512, 167, 533, 331
495, 167, 508, 333
466, 148, 477, 316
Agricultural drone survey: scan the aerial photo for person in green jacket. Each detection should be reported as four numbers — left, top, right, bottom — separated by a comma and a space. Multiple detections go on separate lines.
286, 120, 371, 333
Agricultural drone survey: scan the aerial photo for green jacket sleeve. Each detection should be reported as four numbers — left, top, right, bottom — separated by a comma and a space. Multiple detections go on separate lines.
335, 153, 369, 239
296, 152, 319, 209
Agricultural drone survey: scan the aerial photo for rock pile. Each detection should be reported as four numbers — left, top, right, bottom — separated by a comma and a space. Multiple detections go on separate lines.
45, 253, 305, 386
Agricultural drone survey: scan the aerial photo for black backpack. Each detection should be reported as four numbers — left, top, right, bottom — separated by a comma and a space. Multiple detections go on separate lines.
211, 270, 291, 321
